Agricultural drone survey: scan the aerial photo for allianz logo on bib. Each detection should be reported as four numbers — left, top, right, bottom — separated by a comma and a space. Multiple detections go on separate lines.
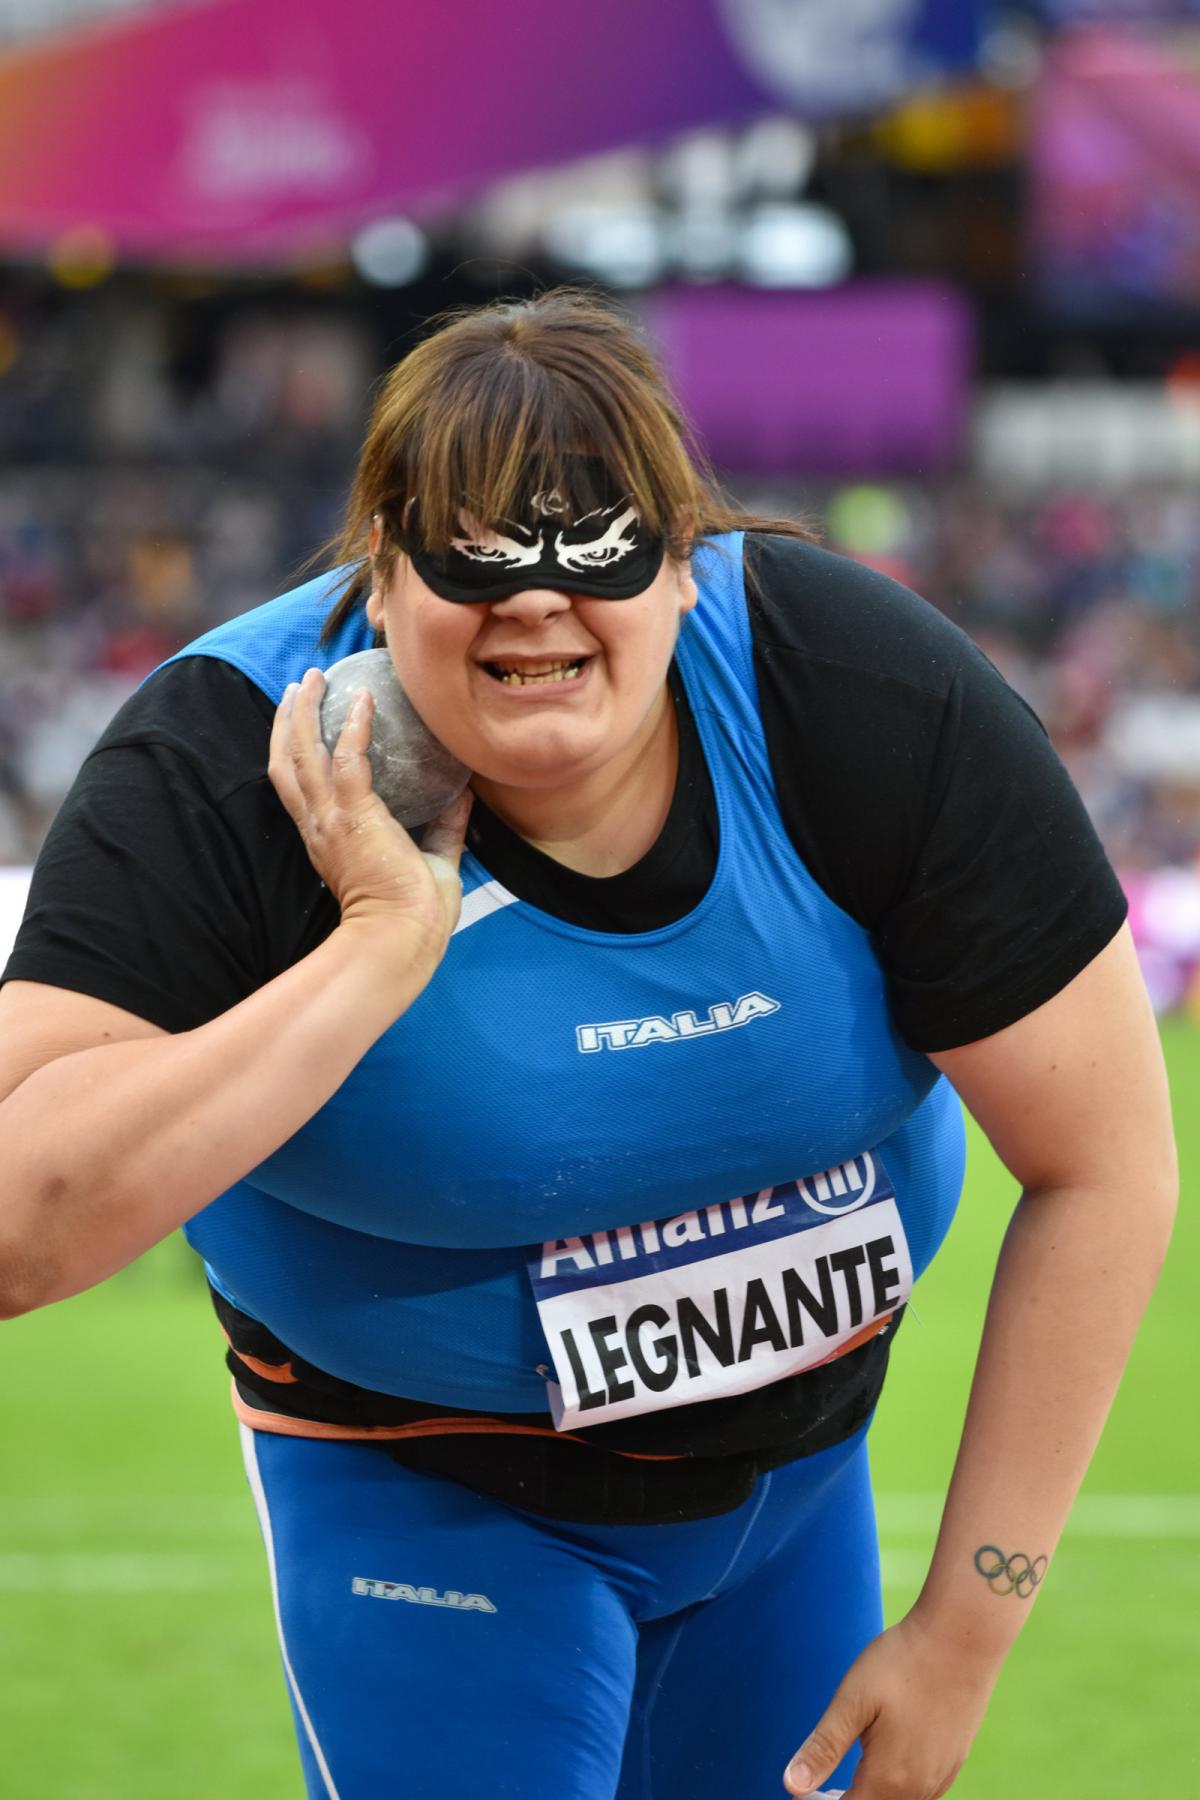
537, 1155, 881, 1289
576, 990, 780, 1053
529, 1152, 914, 1432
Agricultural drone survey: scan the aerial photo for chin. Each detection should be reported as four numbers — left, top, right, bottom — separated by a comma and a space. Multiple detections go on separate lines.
481, 721, 606, 778
477, 757, 593, 792
473, 740, 603, 791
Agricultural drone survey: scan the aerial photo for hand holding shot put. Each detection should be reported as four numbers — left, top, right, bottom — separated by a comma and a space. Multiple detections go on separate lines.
269, 664, 470, 969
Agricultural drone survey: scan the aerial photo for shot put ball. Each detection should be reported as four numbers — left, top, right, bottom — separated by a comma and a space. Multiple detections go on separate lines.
319, 648, 470, 828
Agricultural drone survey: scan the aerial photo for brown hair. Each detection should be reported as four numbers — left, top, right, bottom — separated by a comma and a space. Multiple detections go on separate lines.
320, 288, 815, 640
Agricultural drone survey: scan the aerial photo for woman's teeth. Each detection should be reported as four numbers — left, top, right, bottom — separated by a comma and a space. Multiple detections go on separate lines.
489, 659, 585, 686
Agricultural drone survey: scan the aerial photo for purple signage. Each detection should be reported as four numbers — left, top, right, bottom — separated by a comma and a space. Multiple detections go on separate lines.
645, 282, 972, 475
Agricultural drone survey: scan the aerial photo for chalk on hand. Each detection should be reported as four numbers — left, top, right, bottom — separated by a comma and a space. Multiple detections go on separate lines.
320, 649, 470, 828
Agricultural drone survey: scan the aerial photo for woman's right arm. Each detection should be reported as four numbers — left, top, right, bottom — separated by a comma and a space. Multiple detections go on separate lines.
0, 669, 470, 1317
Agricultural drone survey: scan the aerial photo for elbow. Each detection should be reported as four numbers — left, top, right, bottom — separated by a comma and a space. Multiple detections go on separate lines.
0, 1241, 58, 1319
1148, 1123, 1179, 1248
1129, 1148, 1176, 1272
0, 1283, 38, 1320
1115, 1137, 1177, 1286
1154, 1155, 1179, 1262
0, 1166, 80, 1316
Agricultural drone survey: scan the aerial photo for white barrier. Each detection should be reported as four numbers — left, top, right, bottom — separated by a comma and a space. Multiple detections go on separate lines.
0, 867, 31, 967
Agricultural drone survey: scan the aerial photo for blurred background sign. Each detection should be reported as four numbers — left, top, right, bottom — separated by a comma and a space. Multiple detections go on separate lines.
0, 0, 983, 262
1032, 1, 1200, 20
649, 281, 971, 471
1031, 25, 1200, 316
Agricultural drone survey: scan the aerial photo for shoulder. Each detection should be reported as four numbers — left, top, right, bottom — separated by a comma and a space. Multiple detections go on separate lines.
731, 536, 1125, 1053
741, 533, 986, 859
741, 530, 1035, 820
172, 563, 372, 705
742, 531, 971, 698
101, 559, 370, 793
88, 654, 274, 806
7, 655, 330, 1031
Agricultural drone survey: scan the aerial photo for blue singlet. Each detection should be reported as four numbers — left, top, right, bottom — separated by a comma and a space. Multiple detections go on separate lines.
178, 534, 966, 1414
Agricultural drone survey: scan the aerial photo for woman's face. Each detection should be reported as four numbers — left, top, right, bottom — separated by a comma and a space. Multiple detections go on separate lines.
365, 552, 697, 794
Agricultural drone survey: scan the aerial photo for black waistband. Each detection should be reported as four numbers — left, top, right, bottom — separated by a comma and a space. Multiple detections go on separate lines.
213, 1287, 900, 1525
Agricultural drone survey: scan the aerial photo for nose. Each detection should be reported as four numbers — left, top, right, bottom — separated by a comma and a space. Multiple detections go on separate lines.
487, 587, 574, 626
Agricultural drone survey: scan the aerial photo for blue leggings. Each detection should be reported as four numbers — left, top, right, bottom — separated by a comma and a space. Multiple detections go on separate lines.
241, 1425, 879, 1799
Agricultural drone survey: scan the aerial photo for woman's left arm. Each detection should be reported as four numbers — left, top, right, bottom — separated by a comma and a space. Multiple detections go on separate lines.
785, 923, 1177, 1799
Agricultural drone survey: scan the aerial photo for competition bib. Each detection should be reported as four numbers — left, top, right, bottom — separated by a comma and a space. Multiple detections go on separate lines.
528, 1152, 912, 1430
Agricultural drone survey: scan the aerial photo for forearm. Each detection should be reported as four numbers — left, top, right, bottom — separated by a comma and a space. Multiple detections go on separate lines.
911, 1175, 1176, 1666
0, 917, 436, 1311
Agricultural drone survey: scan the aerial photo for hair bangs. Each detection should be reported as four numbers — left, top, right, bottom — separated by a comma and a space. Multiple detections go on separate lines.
405, 354, 673, 550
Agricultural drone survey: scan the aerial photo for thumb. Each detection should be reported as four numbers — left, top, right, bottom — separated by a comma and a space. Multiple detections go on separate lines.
419, 787, 473, 867
783, 1682, 873, 1796
420, 788, 473, 931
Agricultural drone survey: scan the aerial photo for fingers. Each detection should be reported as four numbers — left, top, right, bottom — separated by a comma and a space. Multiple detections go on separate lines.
420, 788, 473, 869
420, 789, 473, 935
287, 667, 331, 809
267, 666, 464, 945
783, 1616, 989, 1800
784, 1686, 871, 1797
267, 679, 306, 826
785, 1699, 963, 1799
269, 669, 327, 816
271, 667, 373, 820
329, 687, 377, 807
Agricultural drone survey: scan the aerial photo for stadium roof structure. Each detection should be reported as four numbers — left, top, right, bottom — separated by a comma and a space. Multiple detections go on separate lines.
0, 0, 982, 267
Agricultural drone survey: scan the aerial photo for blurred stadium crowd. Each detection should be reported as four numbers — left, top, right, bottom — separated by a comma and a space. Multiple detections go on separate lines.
3, 297, 1199, 890
0, 297, 368, 860
4, 0, 1200, 1006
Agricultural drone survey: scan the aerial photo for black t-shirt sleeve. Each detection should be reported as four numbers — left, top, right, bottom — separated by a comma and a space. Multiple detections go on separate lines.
871, 636, 1128, 1047
2, 656, 335, 1032
746, 534, 1128, 1052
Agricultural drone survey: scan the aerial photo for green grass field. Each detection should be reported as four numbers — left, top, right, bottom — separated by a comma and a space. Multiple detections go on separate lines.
1, 1021, 1196, 1797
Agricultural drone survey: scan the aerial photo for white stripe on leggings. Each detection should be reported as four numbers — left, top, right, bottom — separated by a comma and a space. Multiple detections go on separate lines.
240, 1425, 343, 1800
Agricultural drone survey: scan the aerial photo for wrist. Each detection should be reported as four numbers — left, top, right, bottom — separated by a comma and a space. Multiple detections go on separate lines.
907, 1576, 1026, 1673
332, 910, 446, 997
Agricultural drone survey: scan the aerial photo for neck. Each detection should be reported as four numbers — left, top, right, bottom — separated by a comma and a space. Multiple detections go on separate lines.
470, 685, 678, 877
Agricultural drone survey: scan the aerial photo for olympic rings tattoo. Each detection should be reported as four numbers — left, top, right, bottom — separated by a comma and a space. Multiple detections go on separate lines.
973, 1545, 1048, 1598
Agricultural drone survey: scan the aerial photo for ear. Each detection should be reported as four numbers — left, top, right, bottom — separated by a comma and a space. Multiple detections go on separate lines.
368, 515, 382, 558
365, 584, 386, 632
674, 558, 698, 618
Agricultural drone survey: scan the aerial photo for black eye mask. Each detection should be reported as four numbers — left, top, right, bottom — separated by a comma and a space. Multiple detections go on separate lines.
407, 475, 665, 603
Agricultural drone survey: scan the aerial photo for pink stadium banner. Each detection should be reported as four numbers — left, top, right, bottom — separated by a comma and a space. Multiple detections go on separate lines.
0, 0, 980, 263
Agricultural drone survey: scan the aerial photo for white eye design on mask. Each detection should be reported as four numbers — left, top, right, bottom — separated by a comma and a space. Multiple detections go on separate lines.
450, 513, 544, 568
554, 504, 641, 572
